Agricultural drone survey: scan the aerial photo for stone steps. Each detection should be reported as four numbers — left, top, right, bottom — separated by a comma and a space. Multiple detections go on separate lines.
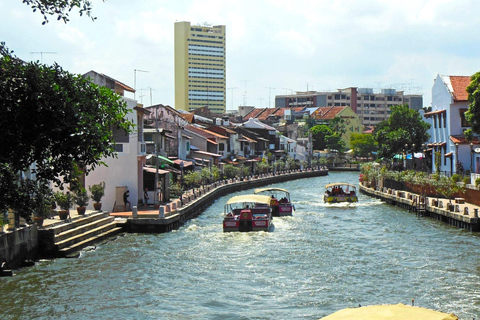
58, 226, 123, 257
44, 212, 124, 258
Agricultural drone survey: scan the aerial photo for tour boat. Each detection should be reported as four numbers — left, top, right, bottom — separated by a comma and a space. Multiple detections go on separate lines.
324, 183, 358, 203
223, 194, 273, 232
254, 187, 294, 216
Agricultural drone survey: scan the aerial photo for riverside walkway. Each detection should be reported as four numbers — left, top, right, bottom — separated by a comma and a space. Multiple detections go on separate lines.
359, 182, 480, 231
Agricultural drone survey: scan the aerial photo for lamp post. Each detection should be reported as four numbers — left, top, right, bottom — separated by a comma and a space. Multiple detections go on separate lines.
470, 142, 474, 173
404, 144, 408, 169
412, 143, 416, 169
180, 161, 184, 205
455, 143, 459, 174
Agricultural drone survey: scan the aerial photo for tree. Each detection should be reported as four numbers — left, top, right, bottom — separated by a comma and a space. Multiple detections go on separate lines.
22, 0, 100, 24
374, 104, 430, 160
0, 44, 134, 218
350, 133, 378, 159
310, 125, 333, 150
466, 72, 480, 134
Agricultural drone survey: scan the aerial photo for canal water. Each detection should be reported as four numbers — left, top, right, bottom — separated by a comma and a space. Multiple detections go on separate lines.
1, 171, 479, 319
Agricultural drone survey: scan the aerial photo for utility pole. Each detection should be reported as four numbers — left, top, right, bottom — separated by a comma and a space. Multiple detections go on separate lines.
134, 69, 149, 100
147, 87, 156, 107
227, 87, 238, 111
30, 51, 57, 63
242, 80, 249, 105
265, 87, 275, 108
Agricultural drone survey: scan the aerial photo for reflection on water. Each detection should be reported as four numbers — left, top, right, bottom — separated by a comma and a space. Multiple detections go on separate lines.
0, 172, 478, 319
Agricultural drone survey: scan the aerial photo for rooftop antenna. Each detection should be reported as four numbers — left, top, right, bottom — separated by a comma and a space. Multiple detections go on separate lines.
265, 87, 275, 108
30, 51, 57, 63
227, 87, 238, 110
134, 69, 149, 100
242, 80, 249, 105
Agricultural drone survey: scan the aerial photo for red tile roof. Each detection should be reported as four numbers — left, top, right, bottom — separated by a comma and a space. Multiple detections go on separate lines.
449, 76, 471, 102
257, 108, 280, 121
450, 135, 480, 145
313, 106, 346, 120
244, 108, 265, 120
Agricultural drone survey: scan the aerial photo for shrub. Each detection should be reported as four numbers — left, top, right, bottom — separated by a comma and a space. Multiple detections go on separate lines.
463, 176, 470, 185
89, 181, 106, 203
476, 177, 480, 188
451, 174, 461, 183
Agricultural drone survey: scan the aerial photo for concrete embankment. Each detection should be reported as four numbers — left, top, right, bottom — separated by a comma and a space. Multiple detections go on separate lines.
359, 183, 480, 231
124, 169, 329, 233
0, 168, 329, 271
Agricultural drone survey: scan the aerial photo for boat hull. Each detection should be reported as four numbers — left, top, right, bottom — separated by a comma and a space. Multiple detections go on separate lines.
324, 195, 358, 203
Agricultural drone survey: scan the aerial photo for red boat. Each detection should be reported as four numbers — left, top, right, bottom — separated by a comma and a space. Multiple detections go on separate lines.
254, 187, 294, 217
223, 194, 273, 232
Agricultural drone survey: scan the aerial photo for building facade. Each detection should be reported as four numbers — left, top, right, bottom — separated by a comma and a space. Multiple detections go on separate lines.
174, 21, 226, 114
275, 88, 423, 127
425, 74, 480, 177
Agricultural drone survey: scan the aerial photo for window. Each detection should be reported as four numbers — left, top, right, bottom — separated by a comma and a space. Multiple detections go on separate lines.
460, 108, 471, 127
112, 144, 123, 152
364, 96, 370, 100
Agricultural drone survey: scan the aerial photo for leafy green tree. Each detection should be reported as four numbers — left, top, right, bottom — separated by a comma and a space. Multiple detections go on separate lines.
350, 133, 378, 158
0, 44, 134, 219
23, 0, 100, 24
466, 72, 480, 134
310, 125, 332, 150
374, 104, 430, 159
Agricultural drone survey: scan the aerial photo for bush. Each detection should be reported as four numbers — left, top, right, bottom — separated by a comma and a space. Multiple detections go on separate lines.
451, 174, 461, 183
89, 181, 106, 203
463, 176, 470, 185
476, 177, 480, 188
170, 183, 183, 198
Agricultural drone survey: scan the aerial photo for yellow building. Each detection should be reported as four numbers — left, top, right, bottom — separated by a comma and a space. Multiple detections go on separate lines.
174, 21, 226, 114
311, 106, 363, 148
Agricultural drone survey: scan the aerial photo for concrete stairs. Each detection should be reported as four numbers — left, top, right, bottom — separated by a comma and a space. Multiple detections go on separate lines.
46, 212, 123, 257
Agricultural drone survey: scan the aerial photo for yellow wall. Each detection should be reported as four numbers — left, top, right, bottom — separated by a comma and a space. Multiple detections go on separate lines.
174, 22, 226, 114
337, 107, 363, 149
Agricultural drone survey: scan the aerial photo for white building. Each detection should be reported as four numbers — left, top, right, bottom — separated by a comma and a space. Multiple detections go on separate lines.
425, 74, 479, 176
83, 71, 148, 211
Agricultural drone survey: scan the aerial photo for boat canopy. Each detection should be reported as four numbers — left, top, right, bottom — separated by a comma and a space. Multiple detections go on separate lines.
226, 194, 272, 205
325, 183, 357, 189
254, 187, 290, 195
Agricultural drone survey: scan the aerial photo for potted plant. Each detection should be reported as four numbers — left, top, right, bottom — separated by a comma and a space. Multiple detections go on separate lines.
89, 181, 105, 210
32, 182, 55, 227
54, 191, 73, 220
74, 188, 89, 215
0, 212, 7, 233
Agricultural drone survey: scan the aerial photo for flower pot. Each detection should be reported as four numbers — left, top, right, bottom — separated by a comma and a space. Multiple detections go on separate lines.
93, 203, 102, 211
58, 210, 69, 220
34, 217, 44, 227
77, 206, 86, 215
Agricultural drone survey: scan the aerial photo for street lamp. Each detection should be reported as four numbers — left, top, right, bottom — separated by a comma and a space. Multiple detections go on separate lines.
180, 161, 184, 205
455, 143, 459, 174
412, 143, 416, 169
470, 142, 474, 173
404, 144, 408, 169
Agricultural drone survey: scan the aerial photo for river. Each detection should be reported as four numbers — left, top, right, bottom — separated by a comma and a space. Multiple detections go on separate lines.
1, 171, 479, 319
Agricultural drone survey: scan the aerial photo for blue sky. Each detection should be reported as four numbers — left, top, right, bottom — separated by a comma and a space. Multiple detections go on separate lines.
2, 0, 480, 110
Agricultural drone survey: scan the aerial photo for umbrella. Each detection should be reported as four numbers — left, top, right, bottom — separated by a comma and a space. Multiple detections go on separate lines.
320, 303, 458, 320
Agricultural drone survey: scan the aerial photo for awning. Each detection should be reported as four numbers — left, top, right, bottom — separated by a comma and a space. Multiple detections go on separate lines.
193, 150, 222, 157
157, 155, 174, 164
143, 167, 169, 175
173, 159, 194, 167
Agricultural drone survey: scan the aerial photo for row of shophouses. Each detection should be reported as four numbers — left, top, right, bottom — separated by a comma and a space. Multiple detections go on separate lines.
69, 71, 480, 213
75, 71, 363, 212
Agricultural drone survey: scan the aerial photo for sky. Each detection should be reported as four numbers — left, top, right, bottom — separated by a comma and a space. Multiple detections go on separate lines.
2, 0, 480, 111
